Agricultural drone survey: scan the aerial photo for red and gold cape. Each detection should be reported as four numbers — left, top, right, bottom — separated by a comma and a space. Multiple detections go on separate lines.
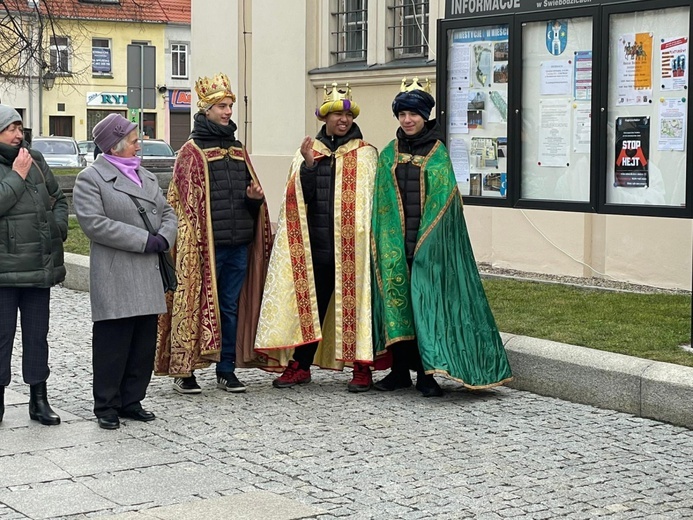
155, 140, 276, 376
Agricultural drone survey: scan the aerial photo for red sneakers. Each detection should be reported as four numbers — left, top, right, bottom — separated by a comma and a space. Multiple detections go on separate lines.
347, 362, 372, 393
273, 360, 312, 388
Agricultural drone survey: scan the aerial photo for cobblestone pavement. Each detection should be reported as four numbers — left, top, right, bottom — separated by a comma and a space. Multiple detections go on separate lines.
2, 286, 693, 519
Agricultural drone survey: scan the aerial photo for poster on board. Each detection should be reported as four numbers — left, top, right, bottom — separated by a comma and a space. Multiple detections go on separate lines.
660, 37, 688, 91
616, 33, 653, 105
615, 116, 650, 187
658, 98, 687, 151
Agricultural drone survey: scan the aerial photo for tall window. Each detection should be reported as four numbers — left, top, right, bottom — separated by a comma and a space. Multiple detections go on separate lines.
389, 0, 429, 58
92, 38, 112, 75
49, 36, 71, 74
332, 0, 368, 62
171, 43, 188, 79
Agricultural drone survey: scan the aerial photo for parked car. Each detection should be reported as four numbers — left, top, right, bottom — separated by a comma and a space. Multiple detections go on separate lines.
139, 139, 176, 174
76, 138, 176, 174
32, 136, 87, 170
77, 140, 97, 166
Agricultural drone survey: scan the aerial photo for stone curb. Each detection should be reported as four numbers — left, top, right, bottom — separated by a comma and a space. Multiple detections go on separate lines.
62, 256, 693, 430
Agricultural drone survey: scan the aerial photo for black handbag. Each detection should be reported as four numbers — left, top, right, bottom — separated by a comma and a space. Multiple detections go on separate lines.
128, 194, 177, 293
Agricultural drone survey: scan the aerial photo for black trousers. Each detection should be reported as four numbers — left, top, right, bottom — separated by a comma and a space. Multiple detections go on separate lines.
0, 287, 51, 387
92, 314, 157, 418
294, 262, 335, 370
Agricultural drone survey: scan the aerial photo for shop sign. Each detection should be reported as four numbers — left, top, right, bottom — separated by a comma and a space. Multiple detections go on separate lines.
87, 92, 128, 107
169, 89, 192, 111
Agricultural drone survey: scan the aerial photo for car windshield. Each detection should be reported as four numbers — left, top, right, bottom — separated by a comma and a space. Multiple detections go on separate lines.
140, 141, 174, 157
33, 140, 78, 155
78, 142, 94, 154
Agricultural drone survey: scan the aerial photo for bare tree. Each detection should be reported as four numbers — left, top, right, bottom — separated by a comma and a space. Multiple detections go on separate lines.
0, 1, 55, 86
0, 0, 149, 87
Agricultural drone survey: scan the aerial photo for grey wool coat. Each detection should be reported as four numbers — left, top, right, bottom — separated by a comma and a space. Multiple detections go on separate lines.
72, 156, 177, 322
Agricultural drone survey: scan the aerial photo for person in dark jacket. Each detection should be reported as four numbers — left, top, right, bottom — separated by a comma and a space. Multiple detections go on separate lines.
73, 113, 178, 430
371, 79, 512, 397
155, 73, 272, 394
0, 104, 67, 425
255, 83, 378, 392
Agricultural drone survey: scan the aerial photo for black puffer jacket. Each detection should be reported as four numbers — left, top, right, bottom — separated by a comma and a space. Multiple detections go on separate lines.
0, 142, 68, 287
395, 120, 443, 260
300, 123, 363, 265
189, 113, 261, 247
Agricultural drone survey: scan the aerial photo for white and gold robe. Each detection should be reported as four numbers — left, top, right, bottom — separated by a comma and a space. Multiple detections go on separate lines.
255, 138, 378, 370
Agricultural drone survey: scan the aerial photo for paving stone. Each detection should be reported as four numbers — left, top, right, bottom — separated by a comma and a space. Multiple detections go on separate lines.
1, 286, 693, 519
0, 481, 115, 519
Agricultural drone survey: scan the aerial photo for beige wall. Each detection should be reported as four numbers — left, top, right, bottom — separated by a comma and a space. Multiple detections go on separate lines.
191, 0, 693, 290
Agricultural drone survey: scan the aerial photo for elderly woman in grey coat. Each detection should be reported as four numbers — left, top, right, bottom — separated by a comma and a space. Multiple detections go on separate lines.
73, 114, 177, 430
0, 104, 67, 426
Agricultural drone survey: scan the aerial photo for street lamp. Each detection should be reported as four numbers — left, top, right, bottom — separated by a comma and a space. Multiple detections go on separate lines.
42, 70, 56, 91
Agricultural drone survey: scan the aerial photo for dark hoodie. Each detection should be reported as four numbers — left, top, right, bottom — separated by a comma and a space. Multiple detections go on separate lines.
300, 122, 364, 265
189, 112, 261, 247
395, 119, 443, 260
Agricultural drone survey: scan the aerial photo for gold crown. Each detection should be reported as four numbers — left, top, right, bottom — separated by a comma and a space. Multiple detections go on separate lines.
195, 72, 236, 109
322, 82, 353, 103
400, 77, 431, 93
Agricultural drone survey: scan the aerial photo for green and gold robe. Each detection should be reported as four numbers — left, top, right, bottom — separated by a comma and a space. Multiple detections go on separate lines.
371, 139, 512, 389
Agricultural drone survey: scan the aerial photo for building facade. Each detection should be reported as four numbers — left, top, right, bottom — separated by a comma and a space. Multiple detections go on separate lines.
193, 0, 690, 290
0, 0, 190, 145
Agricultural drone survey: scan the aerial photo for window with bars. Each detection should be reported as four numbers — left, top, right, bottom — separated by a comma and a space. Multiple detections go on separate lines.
332, 0, 368, 62
171, 43, 188, 78
389, 0, 429, 58
50, 36, 71, 74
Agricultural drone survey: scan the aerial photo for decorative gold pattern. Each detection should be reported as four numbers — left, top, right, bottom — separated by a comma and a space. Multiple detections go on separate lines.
255, 139, 377, 368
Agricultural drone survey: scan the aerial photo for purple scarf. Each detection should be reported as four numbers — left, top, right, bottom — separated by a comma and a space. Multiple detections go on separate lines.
103, 154, 142, 187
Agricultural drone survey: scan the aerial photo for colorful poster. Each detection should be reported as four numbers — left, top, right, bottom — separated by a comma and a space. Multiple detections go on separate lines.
615, 117, 650, 188
616, 33, 653, 105
546, 20, 568, 56
660, 37, 688, 91
573, 51, 592, 100
658, 98, 687, 151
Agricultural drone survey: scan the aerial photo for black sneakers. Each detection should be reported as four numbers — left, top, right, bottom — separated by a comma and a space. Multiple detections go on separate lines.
217, 372, 247, 393
172, 374, 202, 394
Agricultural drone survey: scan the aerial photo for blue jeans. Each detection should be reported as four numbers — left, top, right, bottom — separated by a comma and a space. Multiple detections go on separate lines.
215, 244, 248, 374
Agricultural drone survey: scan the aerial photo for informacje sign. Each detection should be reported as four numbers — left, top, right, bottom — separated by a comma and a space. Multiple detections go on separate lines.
445, 0, 636, 18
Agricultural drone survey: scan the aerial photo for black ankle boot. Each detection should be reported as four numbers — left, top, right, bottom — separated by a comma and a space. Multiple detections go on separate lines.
0, 386, 4, 423
29, 382, 60, 425
416, 371, 443, 398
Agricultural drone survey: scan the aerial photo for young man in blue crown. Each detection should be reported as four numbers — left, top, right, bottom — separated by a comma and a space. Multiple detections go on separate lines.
371, 78, 513, 397
255, 83, 378, 392
156, 72, 275, 393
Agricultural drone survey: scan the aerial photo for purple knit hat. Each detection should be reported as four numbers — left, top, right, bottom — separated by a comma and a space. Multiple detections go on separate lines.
92, 113, 137, 153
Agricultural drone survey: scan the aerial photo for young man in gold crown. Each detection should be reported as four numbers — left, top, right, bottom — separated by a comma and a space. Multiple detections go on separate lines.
371, 78, 513, 397
155, 73, 274, 393
255, 83, 378, 392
